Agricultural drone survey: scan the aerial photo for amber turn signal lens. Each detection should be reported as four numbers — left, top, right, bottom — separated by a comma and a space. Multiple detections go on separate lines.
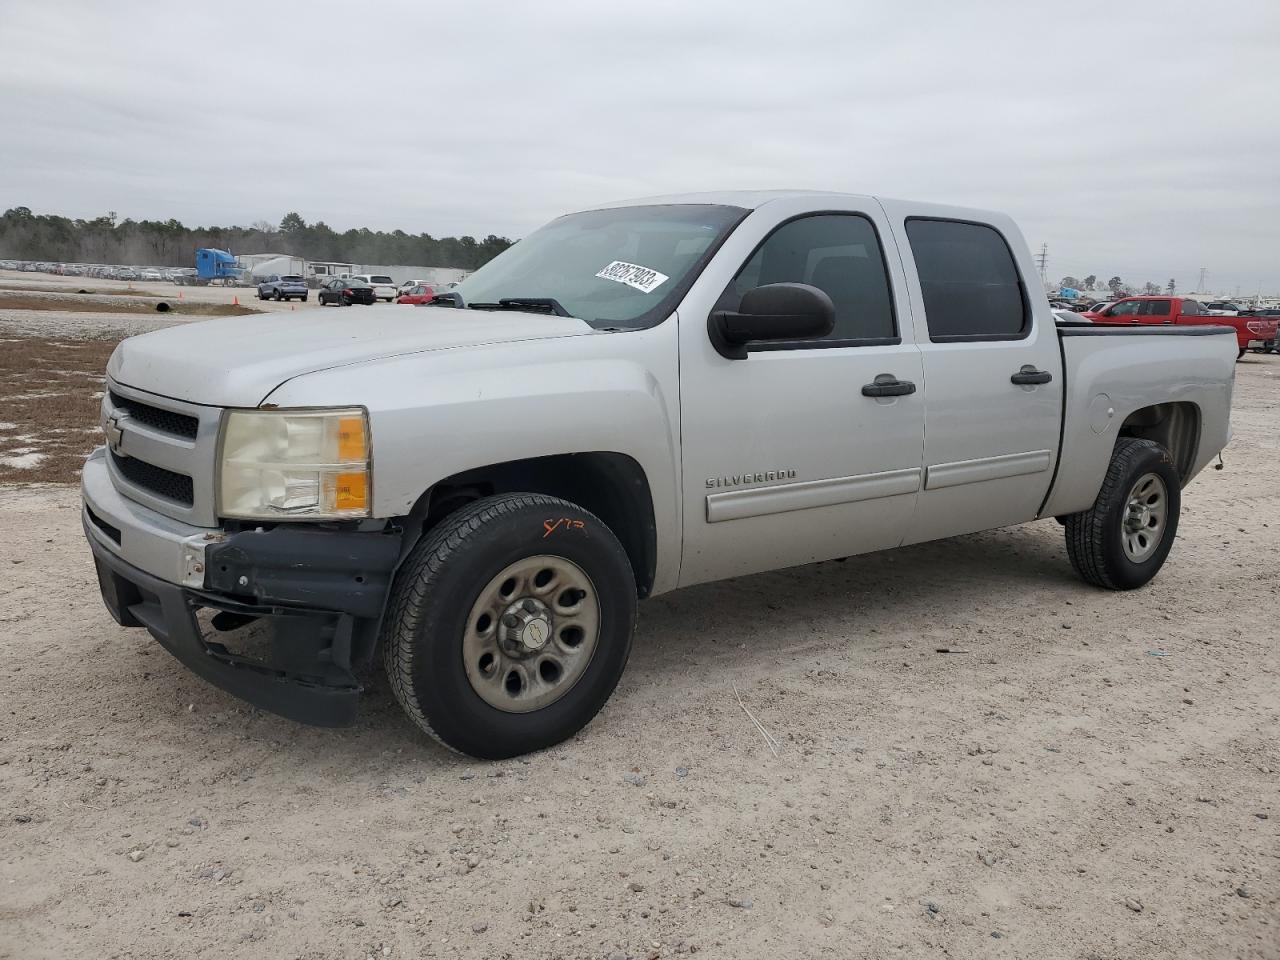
333, 471, 368, 512
337, 416, 366, 461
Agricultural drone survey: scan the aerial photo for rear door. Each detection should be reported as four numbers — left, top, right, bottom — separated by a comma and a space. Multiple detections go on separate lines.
879, 204, 1064, 544
677, 199, 926, 586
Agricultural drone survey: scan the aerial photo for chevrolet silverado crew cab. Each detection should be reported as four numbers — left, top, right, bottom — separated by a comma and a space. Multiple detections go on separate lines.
82, 191, 1237, 759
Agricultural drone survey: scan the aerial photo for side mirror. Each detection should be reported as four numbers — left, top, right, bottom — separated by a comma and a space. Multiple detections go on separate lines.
709, 283, 835, 359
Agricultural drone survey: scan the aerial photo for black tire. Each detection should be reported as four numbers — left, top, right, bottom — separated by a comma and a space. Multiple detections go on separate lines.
382, 493, 637, 759
1063, 438, 1181, 590
1238, 347, 1246, 360
301, 295, 308, 302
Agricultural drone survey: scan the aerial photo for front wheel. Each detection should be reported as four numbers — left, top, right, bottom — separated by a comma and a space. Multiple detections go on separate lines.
382, 493, 636, 758
1063, 437, 1181, 590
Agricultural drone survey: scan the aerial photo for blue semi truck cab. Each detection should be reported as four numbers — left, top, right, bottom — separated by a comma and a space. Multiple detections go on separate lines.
194, 248, 244, 284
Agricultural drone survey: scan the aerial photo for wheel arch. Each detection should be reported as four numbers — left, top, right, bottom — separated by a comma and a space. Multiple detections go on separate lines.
398, 452, 658, 598
1116, 400, 1201, 485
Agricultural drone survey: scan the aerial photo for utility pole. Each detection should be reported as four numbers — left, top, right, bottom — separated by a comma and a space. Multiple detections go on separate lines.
1035, 243, 1049, 288
1197, 267, 1207, 292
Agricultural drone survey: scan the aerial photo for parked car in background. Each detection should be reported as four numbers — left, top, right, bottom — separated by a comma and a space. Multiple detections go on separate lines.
1204, 301, 1242, 316
318, 278, 376, 306
350, 274, 397, 302
397, 278, 433, 297
1088, 295, 1278, 359
140, 268, 164, 282
116, 267, 139, 281
1080, 300, 1113, 318
257, 275, 309, 302
395, 283, 436, 305
1244, 308, 1280, 353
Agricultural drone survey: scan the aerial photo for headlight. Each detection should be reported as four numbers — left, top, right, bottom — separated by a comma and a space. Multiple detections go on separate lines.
218, 408, 371, 519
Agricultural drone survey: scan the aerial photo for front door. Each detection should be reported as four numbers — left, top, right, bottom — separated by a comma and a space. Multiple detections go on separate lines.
879, 206, 1064, 545
677, 201, 926, 587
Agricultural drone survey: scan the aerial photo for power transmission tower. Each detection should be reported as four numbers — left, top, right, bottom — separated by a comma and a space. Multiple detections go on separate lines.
1035, 243, 1049, 287
1197, 267, 1207, 292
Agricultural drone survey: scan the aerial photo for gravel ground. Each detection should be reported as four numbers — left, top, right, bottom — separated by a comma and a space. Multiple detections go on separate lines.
0, 336, 1277, 959
0, 308, 191, 340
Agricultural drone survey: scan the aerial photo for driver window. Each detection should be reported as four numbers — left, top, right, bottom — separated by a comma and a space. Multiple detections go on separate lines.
722, 214, 897, 344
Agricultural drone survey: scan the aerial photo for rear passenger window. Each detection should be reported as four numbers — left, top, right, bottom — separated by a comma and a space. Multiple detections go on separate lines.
1139, 299, 1172, 317
905, 219, 1028, 341
723, 214, 897, 344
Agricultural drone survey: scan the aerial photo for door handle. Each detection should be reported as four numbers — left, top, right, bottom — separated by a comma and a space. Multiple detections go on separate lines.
862, 375, 917, 398
1010, 366, 1053, 386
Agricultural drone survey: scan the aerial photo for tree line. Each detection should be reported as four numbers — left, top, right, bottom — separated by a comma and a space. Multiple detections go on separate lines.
0, 207, 514, 271
1058, 274, 1180, 298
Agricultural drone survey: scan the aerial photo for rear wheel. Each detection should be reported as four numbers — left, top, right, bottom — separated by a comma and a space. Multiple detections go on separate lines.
382, 493, 636, 758
1238, 347, 1247, 360
1064, 438, 1180, 590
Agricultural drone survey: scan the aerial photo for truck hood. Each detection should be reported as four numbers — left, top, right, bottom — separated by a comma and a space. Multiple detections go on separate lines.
108, 309, 595, 407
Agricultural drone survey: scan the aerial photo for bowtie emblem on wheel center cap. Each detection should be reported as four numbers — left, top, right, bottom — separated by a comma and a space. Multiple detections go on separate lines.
521, 618, 550, 651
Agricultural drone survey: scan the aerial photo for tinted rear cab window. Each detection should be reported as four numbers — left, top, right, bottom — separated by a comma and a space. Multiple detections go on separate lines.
906, 219, 1028, 341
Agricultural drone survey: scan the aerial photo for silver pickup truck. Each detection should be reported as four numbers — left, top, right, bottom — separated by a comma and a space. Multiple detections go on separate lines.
82, 191, 1236, 758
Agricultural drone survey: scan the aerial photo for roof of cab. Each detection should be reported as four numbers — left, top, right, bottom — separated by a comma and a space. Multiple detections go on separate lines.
593, 190, 875, 210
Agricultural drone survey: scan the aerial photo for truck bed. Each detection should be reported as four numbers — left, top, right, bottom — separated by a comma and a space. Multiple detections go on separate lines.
1040, 321, 1236, 518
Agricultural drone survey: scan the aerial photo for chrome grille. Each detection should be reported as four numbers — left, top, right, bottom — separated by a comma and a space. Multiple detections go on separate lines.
102, 378, 222, 527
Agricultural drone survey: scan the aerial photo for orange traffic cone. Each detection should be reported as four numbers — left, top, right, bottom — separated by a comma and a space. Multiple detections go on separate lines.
232, 295, 239, 306
290, 304, 295, 311
178, 290, 183, 299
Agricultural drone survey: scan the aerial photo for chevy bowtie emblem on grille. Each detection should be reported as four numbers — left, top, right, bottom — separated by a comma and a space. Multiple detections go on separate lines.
105, 412, 128, 456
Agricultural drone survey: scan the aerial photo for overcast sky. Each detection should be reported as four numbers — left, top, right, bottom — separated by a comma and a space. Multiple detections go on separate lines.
2, 0, 1277, 293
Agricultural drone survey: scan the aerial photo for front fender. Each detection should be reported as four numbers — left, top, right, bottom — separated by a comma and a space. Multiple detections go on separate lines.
261, 325, 684, 592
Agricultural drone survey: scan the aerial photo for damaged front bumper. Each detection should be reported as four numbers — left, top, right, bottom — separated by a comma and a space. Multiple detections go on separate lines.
81, 449, 401, 726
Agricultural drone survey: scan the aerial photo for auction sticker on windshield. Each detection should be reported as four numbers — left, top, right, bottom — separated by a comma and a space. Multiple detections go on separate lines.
595, 261, 670, 294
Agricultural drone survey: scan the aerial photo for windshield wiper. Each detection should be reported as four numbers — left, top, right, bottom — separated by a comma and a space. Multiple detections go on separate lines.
467, 297, 573, 318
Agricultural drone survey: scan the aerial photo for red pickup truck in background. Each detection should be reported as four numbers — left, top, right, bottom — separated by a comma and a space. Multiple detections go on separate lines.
1083, 296, 1278, 359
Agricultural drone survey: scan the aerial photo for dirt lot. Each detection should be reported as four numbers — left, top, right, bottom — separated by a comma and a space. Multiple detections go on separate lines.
0, 310, 1277, 960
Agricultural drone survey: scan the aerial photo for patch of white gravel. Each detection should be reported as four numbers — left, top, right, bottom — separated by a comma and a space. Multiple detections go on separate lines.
0, 451, 46, 469
0, 308, 189, 340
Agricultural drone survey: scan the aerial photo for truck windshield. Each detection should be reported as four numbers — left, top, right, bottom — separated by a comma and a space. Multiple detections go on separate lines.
449, 204, 747, 328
